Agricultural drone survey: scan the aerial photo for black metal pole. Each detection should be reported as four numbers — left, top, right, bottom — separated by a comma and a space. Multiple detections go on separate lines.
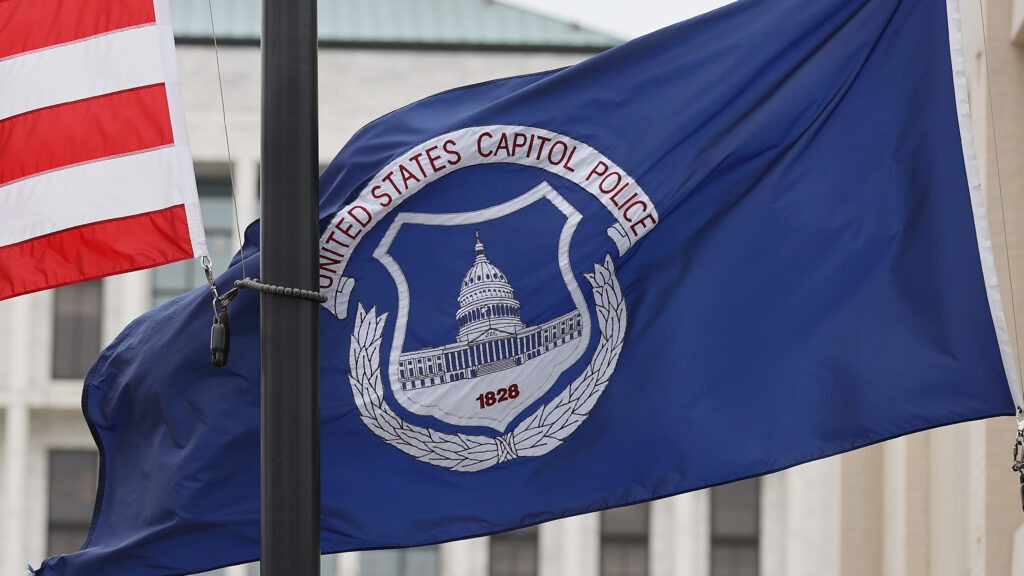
260, 0, 319, 574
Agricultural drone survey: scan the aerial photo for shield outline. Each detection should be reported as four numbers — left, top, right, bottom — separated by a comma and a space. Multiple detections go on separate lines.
373, 181, 593, 431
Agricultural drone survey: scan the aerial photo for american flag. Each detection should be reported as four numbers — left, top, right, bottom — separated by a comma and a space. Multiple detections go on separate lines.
0, 0, 206, 300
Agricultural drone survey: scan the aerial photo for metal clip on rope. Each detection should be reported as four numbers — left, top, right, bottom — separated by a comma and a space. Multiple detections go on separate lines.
1013, 417, 1024, 512
203, 257, 238, 368
201, 267, 326, 368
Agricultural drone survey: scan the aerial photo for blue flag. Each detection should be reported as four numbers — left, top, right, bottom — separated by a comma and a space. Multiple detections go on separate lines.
34, 0, 1020, 573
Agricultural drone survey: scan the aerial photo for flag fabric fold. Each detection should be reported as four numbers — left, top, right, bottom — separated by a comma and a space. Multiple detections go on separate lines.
33, 0, 1019, 573
0, 0, 205, 300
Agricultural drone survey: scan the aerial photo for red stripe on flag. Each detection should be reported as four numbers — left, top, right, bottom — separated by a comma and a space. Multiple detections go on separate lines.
0, 0, 157, 60
0, 84, 173, 186
0, 205, 194, 301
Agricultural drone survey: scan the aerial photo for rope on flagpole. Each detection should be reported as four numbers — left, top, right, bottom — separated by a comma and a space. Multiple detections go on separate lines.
975, 0, 1024, 511
200, 267, 328, 369
206, 0, 250, 280
234, 278, 328, 303
977, 0, 1024, 399
199, 0, 265, 368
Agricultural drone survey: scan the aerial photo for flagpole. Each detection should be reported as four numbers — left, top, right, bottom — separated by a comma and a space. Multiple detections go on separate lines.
260, 0, 320, 573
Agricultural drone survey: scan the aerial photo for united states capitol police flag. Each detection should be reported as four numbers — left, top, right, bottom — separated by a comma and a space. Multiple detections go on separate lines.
33, 0, 1020, 573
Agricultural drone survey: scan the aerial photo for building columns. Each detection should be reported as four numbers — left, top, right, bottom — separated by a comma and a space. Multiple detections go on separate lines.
969, 417, 1020, 576
929, 424, 970, 576
539, 512, 599, 576
881, 435, 932, 576
232, 156, 260, 240
3, 404, 28, 574
3, 297, 32, 575
760, 473, 787, 576
650, 491, 709, 576
336, 551, 360, 576
440, 536, 488, 576
780, 459, 840, 576
103, 271, 152, 340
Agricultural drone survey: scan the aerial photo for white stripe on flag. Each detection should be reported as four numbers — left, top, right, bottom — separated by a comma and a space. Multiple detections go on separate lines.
0, 147, 184, 246
154, 0, 207, 258
0, 25, 165, 121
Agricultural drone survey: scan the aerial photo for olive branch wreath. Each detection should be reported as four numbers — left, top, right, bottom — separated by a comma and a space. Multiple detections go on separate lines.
349, 255, 626, 472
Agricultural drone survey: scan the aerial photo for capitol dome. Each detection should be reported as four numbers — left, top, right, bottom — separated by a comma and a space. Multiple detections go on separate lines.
456, 232, 525, 342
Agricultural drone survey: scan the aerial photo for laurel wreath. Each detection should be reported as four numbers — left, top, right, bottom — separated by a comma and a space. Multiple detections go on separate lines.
349, 254, 626, 472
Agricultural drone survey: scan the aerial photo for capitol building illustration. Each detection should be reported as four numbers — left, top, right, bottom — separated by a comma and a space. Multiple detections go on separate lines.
396, 233, 583, 391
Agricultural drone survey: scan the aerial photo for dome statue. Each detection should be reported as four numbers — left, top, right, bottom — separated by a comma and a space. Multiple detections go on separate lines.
393, 229, 585, 398
455, 231, 525, 342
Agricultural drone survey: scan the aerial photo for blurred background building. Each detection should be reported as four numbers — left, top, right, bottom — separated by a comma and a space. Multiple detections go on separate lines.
0, 0, 1022, 575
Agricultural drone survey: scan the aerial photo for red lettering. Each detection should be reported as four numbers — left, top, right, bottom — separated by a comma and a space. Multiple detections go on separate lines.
610, 186, 638, 209
320, 274, 334, 289
629, 212, 657, 236
347, 204, 372, 226
532, 135, 551, 160
562, 145, 578, 172
444, 139, 462, 165
334, 217, 360, 241
323, 230, 351, 249
547, 140, 568, 166
476, 385, 519, 409
319, 251, 342, 279
511, 133, 528, 157
382, 171, 401, 194
599, 172, 623, 194
425, 145, 446, 172
407, 153, 428, 178
371, 185, 393, 208
321, 245, 345, 259
587, 161, 609, 182
622, 200, 648, 222
477, 132, 494, 157
399, 164, 420, 188
495, 133, 511, 156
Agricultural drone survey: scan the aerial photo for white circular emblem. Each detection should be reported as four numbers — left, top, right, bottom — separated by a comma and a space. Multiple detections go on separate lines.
349, 254, 625, 472
322, 126, 653, 471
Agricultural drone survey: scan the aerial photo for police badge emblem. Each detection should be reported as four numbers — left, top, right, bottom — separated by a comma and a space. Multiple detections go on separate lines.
319, 126, 658, 471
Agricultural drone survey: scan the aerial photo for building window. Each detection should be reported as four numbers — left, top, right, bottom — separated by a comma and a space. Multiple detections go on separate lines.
710, 478, 760, 576
51, 280, 103, 379
361, 545, 438, 576
47, 450, 99, 556
152, 175, 235, 306
490, 525, 538, 576
601, 503, 649, 576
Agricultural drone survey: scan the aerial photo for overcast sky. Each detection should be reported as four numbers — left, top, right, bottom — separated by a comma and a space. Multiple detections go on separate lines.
500, 0, 737, 39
